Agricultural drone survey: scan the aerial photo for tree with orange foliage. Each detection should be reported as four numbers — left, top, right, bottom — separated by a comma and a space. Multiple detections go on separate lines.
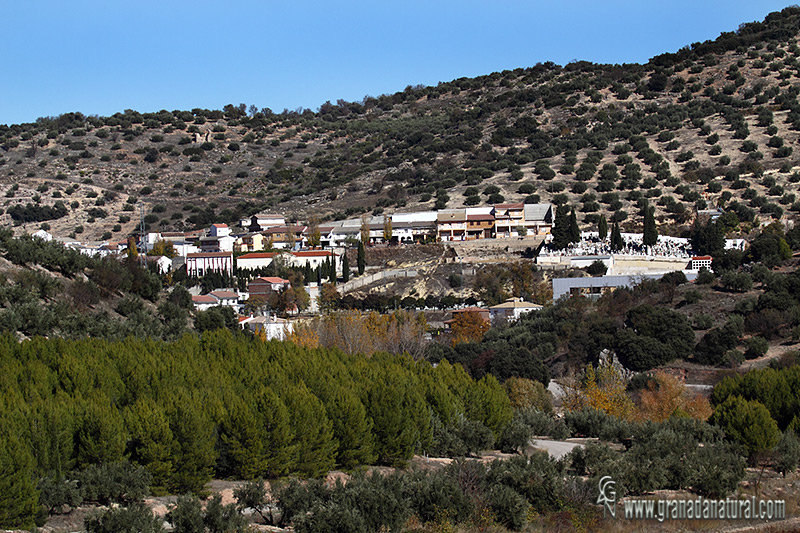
286, 309, 428, 357
562, 361, 635, 420
637, 371, 712, 422
450, 311, 490, 346
285, 320, 320, 349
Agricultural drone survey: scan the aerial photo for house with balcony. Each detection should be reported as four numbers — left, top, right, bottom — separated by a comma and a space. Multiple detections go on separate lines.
494, 203, 525, 238
261, 225, 307, 250
466, 214, 495, 240
234, 233, 269, 253
437, 210, 467, 241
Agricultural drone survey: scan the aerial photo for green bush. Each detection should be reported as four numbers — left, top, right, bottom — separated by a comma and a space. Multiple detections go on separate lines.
711, 396, 780, 457
489, 485, 529, 530
744, 336, 769, 359
84, 502, 164, 533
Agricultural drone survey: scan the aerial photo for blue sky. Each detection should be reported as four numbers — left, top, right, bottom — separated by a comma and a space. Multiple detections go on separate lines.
1, 1, 794, 126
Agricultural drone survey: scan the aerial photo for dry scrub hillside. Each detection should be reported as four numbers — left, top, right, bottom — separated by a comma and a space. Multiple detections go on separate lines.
2, 8, 800, 241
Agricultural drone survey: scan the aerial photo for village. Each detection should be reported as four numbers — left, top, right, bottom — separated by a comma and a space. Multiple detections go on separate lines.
23, 200, 747, 343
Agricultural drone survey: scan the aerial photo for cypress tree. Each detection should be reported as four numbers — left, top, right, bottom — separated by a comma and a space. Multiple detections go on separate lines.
643, 205, 658, 246
610, 222, 624, 251
357, 241, 366, 275
342, 251, 350, 283
598, 214, 608, 240
551, 205, 570, 250
568, 208, 580, 244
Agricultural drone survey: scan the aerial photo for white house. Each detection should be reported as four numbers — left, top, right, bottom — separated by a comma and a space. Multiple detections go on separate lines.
240, 315, 293, 341
209, 289, 240, 308
199, 234, 235, 253
237, 252, 280, 271
209, 223, 231, 237
32, 229, 53, 241
290, 250, 338, 272
489, 298, 543, 323
192, 294, 218, 311
689, 256, 713, 271
145, 255, 173, 274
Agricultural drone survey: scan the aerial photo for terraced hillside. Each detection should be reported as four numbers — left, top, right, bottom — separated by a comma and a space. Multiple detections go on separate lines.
3, 7, 800, 239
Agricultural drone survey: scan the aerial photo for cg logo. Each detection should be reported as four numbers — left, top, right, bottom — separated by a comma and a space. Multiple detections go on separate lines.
597, 475, 617, 518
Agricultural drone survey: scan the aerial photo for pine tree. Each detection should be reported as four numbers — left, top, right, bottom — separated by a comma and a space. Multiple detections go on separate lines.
0, 428, 39, 529
568, 208, 580, 244
610, 222, 624, 251
169, 400, 217, 495
598, 214, 608, 240
255, 387, 294, 478
283, 384, 337, 477
124, 398, 175, 494
323, 385, 376, 468
220, 396, 270, 480
342, 251, 350, 283
357, 241, 366, 276
75, 398, 127, 465
643, 205, 658, 246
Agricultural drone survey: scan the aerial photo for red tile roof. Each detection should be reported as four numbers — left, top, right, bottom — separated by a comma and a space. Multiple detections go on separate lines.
238, 252, 278, 259
210, 290, 238, 299
467, 214, 495, 221
293, 250, 334, 257
192, 295, 217, 304
212, 223, 228, 228
253, 276, 290, 284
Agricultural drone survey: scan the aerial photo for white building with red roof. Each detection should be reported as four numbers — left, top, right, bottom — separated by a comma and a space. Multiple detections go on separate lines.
191, 294, 218, 311
290, 250, 338, 272
237, 252, 279, 271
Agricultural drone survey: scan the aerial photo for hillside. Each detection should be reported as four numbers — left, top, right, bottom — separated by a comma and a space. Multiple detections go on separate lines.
3, 8, 800, 240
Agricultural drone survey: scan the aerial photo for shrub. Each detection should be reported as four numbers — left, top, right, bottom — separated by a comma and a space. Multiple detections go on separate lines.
489, 485, 529, 530
744, 336, 769, 359
585, 260, 607, 276
720, 271, 752, 292
84, 502, 164, 533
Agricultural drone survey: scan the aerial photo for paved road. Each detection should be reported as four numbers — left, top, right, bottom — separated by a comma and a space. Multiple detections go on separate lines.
528, 439, 582, 460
